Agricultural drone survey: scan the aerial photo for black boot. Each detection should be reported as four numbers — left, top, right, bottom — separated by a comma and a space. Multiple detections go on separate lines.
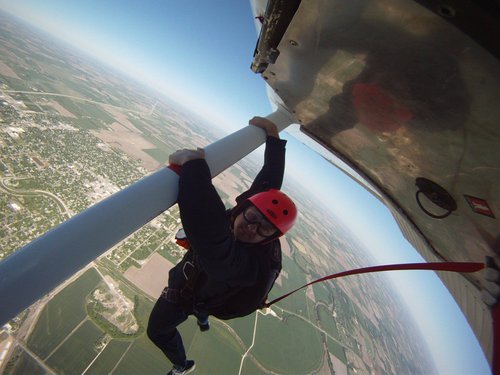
197, 317, 210, 332
167, 359, 195, 375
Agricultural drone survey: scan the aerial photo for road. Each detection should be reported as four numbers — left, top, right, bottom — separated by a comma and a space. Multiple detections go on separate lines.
0, 176, 72, 219
238, 312, 259, 375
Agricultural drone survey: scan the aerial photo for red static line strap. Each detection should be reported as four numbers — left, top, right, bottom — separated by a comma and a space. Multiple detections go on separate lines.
264, 262, 484, 308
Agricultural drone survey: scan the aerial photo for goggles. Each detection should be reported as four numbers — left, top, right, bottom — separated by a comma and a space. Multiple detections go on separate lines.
243, 205, 279, 238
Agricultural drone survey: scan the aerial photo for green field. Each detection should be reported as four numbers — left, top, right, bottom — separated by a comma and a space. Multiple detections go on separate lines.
252, 313, 323, 374
52, 97, 85, 117
85, 339, 132, 374
188, 321, 243, 375
318, 304, 340, 338
52, 97, 116, 129
224, 313, 256, 348
45, 319, 103, 374
8, 350, 46, 375
327, 337, 347, 364
241, 357, 266, 375
359, 325, 375, 362
269, 256, 309, 314
27, 268, 101, 359
132, 294, 154, 336
143, 147, 170, 164
1, 76, 31, 91
110, 335, 169, 375
313, 282, 332, 304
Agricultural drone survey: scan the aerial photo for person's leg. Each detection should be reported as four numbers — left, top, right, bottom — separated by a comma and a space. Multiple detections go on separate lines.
147, 290, 190, 367
194, 309, 210, 332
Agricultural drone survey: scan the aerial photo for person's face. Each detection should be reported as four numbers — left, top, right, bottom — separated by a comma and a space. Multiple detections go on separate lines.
233, 205, 279, 243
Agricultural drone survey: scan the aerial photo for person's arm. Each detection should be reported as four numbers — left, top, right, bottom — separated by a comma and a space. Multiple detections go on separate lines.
236, 117, 287, 204
172, 150, 232, 260
250, 136, 287, 190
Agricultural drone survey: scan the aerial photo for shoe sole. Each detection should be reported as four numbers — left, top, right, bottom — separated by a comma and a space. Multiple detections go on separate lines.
197, 322, 210, 332
185, 363, 196, 374
168, 362, 195, 375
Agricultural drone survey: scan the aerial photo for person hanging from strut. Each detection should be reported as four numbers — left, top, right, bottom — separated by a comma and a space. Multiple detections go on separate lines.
147, 116, 297, 375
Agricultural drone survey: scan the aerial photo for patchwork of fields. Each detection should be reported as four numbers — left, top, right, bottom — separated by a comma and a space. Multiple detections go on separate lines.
8, 245, 351, 375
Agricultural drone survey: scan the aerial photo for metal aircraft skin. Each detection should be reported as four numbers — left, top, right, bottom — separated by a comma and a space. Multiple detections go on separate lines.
249, 0, 500, 369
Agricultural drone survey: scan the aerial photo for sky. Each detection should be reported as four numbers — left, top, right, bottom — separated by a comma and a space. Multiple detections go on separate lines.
0, 1, 491, 373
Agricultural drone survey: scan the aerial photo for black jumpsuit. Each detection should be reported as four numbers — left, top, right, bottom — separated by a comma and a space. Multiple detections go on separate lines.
147, 137, 287, 366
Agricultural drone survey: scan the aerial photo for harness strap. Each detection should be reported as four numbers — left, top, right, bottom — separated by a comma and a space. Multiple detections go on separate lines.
160, 287, 180, 303
179, 257, 201, 303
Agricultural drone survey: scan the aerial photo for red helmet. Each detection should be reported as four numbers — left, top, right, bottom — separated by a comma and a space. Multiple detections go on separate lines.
248, 189, 297, 235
